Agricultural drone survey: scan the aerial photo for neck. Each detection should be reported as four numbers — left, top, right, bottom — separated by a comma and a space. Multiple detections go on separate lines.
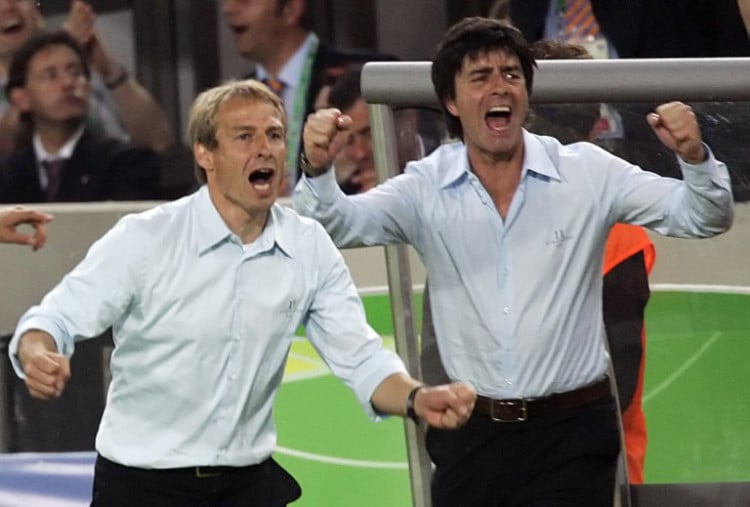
469, 144, 525, 219
35, 119, 82, 155
207, 186, 269, 244
260, 29, 309, 76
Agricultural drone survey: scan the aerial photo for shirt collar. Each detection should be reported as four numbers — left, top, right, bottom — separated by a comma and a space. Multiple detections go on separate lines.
265, 205, 294, 258
256, 32, 317, 89
193, 186, 293, 259
437, 130, 562, 188
193, 185, 233, 255
33, 124, 85, 162
521, 129, 562, 181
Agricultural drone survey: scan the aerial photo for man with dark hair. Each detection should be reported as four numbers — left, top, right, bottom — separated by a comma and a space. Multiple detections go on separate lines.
0, 30, 159, 203
8, 78, 475, 506
0, 0, 173, 155
222, 0, 395, 193
295, 17, 733, 506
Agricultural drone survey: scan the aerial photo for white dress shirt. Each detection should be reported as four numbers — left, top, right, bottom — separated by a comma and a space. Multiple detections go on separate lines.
9, 185, 406, 468
293, 130, 734, 399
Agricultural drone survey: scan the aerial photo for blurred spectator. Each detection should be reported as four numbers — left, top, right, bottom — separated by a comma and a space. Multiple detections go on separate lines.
741, 0, 750, 34
487, 0, 511, 21
504, 0, 750, 59
0, 30, 160, 203
0, 205, 52, 249
325, 65, 425, 194
0, 0, 173, 155
222, 0, 395, 193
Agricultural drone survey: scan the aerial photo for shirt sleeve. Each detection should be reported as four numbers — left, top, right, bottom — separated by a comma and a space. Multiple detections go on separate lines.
8, 215, 146, 378
301, 222, 407, 420
607, 145, 734, 238
292, 167, 422, 249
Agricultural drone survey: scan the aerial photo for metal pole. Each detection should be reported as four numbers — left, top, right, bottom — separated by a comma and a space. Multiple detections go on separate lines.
362, 58, 750, 106
369, 103, 433, 507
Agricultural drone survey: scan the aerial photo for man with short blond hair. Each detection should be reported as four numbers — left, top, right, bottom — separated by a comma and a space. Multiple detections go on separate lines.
9, 78, 475, 506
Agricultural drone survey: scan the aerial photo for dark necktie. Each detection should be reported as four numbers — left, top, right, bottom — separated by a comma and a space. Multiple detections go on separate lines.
263, 77, 286, 97
42, 158, 66, 201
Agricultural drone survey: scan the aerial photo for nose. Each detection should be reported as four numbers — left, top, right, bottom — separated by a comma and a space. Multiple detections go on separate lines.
60, 71, 80, 88
349, 134, 372, 162
489, 71, 510, 95
254, 134, 274, 157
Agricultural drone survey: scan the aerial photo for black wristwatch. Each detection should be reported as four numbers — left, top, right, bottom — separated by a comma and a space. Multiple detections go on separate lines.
299, 151, 324, 178
406, 386, 423, 424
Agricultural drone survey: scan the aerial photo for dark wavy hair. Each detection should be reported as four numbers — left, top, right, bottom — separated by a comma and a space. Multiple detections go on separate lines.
5, 30, 90, 97
431, 17, 536, 140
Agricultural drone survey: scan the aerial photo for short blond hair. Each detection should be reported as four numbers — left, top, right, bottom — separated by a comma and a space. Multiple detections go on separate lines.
187, 79, 286, 184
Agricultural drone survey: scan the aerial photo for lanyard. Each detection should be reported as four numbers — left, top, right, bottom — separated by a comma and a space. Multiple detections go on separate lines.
286, 34, 319, 179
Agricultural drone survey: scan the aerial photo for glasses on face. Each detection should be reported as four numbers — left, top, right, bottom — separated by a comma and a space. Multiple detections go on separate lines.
30, 64, 86, 85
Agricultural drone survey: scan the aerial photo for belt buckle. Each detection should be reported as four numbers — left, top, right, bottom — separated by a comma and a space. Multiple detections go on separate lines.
195, 466, 221, 478
489, 398, 528, 422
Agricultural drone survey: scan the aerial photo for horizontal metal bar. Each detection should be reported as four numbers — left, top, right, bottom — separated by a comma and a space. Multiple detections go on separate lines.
362, 58, 750, 106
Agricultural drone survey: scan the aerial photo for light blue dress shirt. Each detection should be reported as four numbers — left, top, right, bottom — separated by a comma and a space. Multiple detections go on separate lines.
293, 130, 733, 399
9, 185, 406, 468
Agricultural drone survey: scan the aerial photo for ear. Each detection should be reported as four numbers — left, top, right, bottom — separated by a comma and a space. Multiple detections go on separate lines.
444, 97, 459, 118
193, 143, 215, 175
283, 0, 305, 26
9, 88, 31, 113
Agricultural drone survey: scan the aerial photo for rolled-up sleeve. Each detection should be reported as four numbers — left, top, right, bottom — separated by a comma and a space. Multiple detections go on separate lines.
8, 217, 142, 378
610, 146, 734, 238
301, 223, 407, 420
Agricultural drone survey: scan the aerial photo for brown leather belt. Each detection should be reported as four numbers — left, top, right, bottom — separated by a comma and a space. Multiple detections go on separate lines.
474, 377, 612, 422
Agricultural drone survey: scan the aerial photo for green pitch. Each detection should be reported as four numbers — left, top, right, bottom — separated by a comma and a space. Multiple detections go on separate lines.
274, 290, 750, 506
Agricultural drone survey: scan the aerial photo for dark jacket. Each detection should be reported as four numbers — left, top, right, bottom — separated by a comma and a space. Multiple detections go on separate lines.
510, 0, 750, 58
0, 127, 160, 203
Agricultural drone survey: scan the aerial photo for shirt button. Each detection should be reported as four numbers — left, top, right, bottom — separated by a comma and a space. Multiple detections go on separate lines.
229, 373, 237, 381
503, 306, 510, 314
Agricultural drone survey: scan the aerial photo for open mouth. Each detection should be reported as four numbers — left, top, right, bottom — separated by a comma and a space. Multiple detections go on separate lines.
486, 106, 512, 131
228, 24, 248, 35
248, 168, 274, 191
0, 20, 24, 36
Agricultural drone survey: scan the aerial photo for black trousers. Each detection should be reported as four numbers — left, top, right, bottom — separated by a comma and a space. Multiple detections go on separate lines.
91, 455, 301, 507
427, 397, 620, 507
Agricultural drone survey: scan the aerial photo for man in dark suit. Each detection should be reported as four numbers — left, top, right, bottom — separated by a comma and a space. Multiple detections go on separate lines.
0, 30, 159, 204
508, 0, 750, 58
222, 0, 394, 194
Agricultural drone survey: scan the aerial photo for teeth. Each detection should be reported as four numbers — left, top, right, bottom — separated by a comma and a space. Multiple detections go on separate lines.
489, 106, 511, 114
0, 20, 21, 31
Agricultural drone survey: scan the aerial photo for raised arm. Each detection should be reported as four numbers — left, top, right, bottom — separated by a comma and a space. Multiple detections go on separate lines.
300, 107, 352, 175
645, 101, 705, 164
64, 0, 173, 153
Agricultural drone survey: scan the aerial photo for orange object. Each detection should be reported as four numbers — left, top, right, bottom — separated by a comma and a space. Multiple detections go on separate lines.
603, 224, 655, 484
